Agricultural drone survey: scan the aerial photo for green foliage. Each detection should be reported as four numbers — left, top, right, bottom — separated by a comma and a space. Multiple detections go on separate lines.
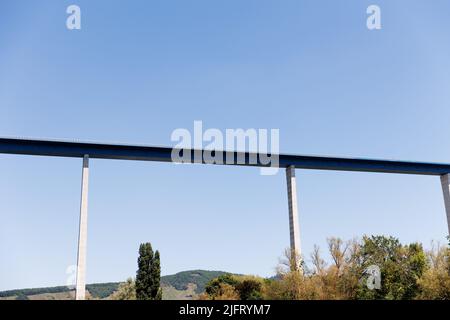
15, 292, 29, 300
205, 274, 238, 297
0, 270, 225, 300
235, 279, 263, 300
417, 243, 450, 299
356, 236, 427, 300
204, 275, 263, 300
87, 283, 120, 299
151, 251, 162, 300
0, 286, 70, 298
205, 235, 446, 301
0, 283, 119, 300
135, 242, 161, 300
110, 278, 136, 300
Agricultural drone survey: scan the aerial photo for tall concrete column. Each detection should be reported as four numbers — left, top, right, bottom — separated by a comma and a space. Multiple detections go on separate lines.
286, 165, 301, 270
76, 155, 89, 300
440, 174, 450, 236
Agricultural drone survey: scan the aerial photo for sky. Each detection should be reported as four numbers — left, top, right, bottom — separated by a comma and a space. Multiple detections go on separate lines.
1, 0, 450, 291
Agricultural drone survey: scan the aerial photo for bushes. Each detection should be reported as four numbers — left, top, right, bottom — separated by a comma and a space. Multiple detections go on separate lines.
202, 235, 450, 300
236, 279, 263, 300
203, 274, 264, 300
354, 236, 427, 300
110, 278, 136, 300
417, 243, 450, 299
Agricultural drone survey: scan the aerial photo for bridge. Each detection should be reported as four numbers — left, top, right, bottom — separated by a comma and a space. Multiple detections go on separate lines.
1, 137, 450, 299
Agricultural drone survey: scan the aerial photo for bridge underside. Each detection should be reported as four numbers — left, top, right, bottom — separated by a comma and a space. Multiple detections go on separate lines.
1, 137, 450, 175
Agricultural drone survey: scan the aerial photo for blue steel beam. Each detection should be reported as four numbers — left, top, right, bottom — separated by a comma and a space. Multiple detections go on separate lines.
1, 137, 450, 175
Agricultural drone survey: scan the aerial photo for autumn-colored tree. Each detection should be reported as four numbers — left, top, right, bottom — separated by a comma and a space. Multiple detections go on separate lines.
417, 242, 450, 299
110, 278, 136, 300
201, 235, 448, 301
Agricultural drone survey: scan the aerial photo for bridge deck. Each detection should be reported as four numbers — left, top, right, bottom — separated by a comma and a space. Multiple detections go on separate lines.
1, 137, 449, 175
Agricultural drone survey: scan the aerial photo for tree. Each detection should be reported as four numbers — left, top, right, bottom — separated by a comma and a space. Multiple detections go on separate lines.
264, 236, 429, 300
355, 235, 426, 300
327, 237, 348, 274
204, 274, 263, 300
198, 235, 448, 301
276, 248, 304, 276
135, 242, 162, 300
417, 242, 450, 299
235, 277, 263, 300
151, 251, 162, 300
205, 274, 238, 298
110, 278, 136, 300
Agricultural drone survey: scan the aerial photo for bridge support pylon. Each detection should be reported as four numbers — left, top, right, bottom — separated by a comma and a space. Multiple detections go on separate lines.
286, 165, 301, 271
76, 155, 89, 300
440, 174, 450, 236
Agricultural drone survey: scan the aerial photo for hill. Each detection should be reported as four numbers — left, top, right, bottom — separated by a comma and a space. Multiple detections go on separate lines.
161, 270, 226, 294
0, 270, 228, 300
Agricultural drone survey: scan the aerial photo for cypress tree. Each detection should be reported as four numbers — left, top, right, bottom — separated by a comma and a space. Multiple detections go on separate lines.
135, 242, 162, 300
136, 243, 154, 300
151, 250, 162, 300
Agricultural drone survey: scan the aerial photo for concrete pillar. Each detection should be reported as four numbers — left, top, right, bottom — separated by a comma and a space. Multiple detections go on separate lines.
440, 174, 450, 236
286, 165, 301, 270
76, 155, 89, 300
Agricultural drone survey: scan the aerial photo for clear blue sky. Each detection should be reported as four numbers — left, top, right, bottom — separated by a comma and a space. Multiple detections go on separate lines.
1, 0, 450, 291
